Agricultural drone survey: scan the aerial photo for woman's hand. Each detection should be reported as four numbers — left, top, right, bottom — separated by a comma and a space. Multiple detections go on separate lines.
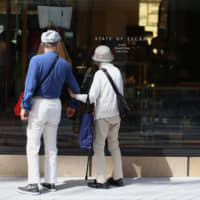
68, 88, 76, 98
66, 107, 76, 117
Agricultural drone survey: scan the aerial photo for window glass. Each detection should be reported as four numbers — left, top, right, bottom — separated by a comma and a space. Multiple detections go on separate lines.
1, 0, 200, 155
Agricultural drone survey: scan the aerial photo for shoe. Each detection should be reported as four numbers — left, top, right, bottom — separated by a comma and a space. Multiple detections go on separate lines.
107, 177, 124, 187
41, 183, 56, 192
18, 184, 40, 195
88, 180, 109, 189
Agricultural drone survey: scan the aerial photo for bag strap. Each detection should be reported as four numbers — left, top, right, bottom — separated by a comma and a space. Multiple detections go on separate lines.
84, 94, 91, 113
87, 94, 90, 104
33, 55, 59, 96
101, 68, 121, 96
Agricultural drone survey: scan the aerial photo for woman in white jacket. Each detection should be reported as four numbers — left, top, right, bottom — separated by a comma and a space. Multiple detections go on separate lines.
69, 45, 124, 189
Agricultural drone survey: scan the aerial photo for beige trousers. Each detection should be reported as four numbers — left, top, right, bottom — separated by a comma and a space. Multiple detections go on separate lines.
93, 115, 123, 184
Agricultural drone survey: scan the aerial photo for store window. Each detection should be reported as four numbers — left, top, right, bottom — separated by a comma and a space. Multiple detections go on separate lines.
1, 0, 200, 155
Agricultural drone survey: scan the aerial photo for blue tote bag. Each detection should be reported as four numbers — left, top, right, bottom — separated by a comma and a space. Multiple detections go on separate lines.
78, 95, 94, 150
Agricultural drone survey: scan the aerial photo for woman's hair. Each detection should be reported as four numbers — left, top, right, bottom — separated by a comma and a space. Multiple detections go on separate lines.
93, 61, 101, 66
42, 42, 57, 48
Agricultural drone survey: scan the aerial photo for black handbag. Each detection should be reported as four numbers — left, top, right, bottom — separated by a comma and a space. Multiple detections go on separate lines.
101, 68, 131, 119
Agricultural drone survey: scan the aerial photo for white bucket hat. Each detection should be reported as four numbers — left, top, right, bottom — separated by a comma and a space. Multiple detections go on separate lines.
92, 45, 114, 62
41, 30, 61, 43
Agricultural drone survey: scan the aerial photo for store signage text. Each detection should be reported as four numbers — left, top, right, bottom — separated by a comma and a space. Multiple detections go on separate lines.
94, 36, 147, 42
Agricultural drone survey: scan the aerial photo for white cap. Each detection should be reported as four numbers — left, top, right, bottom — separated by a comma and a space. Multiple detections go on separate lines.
92, 45, 114, 62
41, 30, 61, 43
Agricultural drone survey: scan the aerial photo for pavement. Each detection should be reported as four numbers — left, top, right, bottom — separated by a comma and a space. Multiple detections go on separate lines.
1, 177, 200, 200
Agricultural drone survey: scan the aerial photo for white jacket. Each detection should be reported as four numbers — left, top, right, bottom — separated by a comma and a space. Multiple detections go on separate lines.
75, 63, 124, 120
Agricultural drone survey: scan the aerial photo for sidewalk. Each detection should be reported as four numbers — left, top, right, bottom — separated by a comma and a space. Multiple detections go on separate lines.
1, 177, 200, 200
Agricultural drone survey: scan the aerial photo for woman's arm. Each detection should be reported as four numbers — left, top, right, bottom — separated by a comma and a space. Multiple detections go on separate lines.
68, 70, 101, 103
68, 89, 87, 103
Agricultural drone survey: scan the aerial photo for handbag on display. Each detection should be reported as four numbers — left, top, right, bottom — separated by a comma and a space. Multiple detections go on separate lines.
78, 95, 93, 150
14, 56, 59, 116
101, 68, 131, 120
78, 94, 93, 180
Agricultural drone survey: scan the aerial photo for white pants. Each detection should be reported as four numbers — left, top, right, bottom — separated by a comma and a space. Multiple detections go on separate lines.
93, 115, 123, 184
26, 97, 61, 184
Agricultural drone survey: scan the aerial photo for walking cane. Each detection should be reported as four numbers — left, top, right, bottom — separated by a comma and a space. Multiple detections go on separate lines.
84, 94, 93, 180
85, 149, 92, 180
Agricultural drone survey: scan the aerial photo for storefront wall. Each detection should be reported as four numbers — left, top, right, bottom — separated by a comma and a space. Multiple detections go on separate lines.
0, 155, 189, 177
1, 0, 200, 176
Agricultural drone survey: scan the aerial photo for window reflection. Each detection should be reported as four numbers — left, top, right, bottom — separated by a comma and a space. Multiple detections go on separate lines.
139, 0, 162, 39
0, 0, 200, 154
